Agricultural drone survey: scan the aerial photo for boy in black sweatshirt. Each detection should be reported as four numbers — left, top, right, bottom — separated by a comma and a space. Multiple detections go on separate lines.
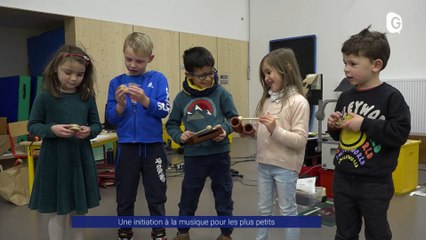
327, 26, 411, 240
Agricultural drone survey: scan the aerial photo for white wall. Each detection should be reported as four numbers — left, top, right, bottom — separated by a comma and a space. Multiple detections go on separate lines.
249, 0, 426, 125
3, 0, 425, 123
0, 0, 249, 41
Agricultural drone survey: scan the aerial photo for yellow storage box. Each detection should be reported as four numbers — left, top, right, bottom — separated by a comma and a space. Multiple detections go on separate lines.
162, 124, 182, 150
392, 139, 421, 195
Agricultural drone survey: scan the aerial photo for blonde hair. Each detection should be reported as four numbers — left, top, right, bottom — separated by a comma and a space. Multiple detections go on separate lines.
255, 48, 305, 117
123, 32, 153, 56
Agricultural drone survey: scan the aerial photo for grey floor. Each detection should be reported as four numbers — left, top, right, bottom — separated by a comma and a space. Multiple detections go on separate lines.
1, 137, 426, 240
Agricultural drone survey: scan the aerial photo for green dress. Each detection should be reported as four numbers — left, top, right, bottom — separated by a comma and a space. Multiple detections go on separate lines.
28, 90, 101, 215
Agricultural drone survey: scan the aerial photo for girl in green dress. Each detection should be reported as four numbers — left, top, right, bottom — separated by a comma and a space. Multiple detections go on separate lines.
28, 45, 102, 240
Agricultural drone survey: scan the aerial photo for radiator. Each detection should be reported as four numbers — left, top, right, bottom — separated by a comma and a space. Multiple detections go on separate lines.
385, 78, 426, 134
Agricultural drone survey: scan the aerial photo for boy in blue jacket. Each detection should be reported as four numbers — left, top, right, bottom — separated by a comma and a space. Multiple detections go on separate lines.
106, 32, 170, 240
166, 46, 239, 240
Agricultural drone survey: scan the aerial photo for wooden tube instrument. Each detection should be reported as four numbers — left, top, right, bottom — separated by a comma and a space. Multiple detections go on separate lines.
230, 116, 243, 134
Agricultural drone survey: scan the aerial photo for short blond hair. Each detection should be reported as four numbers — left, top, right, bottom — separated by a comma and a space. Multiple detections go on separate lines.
123, 32, 153, 56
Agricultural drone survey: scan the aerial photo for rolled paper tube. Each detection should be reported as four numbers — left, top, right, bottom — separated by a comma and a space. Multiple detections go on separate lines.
243, 123, 256, 137
230, 116, 243, 133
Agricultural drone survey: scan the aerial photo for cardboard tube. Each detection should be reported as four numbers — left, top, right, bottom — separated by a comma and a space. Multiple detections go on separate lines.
230, 116, 243, 133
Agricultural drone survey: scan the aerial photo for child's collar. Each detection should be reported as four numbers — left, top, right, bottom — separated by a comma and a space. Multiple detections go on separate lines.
186, 78, 215, 91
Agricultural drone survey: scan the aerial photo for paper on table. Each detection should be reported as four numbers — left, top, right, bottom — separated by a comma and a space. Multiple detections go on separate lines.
296, 177, 316, 194
90, 134, 110, 142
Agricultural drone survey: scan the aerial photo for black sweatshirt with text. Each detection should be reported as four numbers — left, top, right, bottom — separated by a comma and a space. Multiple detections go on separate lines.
328, 82, 411, 182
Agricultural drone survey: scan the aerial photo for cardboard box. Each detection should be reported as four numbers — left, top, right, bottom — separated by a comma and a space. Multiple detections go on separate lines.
1, 117, 10, 156
296, 186, 326, 206
0, 135, 10, 156
0, 117, 7, 135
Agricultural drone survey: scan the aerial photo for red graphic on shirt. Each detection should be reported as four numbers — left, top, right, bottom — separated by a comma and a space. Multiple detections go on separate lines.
187, 99, 214, 116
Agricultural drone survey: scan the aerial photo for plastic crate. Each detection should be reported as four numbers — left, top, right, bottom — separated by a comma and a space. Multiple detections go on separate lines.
393, 140, 421, 195
319, 168, 334, 198
296, 186, 326, 206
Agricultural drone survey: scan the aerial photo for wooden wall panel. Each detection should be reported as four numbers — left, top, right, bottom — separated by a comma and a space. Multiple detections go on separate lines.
133, 25, 180, 117
65, 17, 132, 122
64, 17, 249, 129
217, 38, 249, 118
64, 18, 76, 45
179, 32, 218, 59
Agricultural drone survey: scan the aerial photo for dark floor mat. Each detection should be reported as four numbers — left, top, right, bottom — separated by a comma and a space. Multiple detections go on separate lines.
299, 200, 335, 227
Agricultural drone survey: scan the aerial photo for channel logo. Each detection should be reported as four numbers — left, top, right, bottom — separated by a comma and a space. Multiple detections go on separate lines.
386, 12, 403, 34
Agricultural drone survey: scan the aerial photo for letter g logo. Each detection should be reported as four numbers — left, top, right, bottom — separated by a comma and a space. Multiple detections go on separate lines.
386, 12, 403, 34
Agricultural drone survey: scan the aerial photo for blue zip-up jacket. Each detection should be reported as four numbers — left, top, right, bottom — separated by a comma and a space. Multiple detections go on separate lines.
106, 71, 170, 143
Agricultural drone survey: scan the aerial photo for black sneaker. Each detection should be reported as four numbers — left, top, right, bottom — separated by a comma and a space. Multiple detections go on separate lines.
117, 228, 134, 240
151, 228, 168, 240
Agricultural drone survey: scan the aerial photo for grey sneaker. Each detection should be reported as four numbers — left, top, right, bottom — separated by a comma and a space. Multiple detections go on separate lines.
172, 232, 190, 240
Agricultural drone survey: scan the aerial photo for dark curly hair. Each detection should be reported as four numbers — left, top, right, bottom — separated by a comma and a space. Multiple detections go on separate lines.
341, 25, 390, 71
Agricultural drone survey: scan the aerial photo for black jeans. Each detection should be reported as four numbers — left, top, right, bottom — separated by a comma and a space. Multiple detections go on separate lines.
333, 172, 394, 240
178, 152, 234, 236
115, 143, 168, 230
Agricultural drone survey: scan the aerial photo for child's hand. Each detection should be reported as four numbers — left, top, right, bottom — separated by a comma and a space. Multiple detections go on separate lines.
327, 111, 343, 130
128, 84, 150, 107
115, 85, 127, 114
51, 124, 76, 138
180, 130, 195, 144
74, 126, 91, 139
341, 112, 363, 132
259, 113, 277, 134
212, 125, 226, 142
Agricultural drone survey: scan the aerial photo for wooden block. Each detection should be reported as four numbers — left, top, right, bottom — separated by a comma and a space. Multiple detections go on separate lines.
187, 128, 222, 145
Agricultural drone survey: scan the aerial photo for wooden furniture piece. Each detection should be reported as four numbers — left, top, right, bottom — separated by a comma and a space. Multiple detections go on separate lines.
7, 120, 30, 161
20, 131, 118, 194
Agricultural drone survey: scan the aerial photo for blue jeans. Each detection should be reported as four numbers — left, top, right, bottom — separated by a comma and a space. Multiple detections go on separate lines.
256, 163, 300, 240
178, 152, 234, 236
